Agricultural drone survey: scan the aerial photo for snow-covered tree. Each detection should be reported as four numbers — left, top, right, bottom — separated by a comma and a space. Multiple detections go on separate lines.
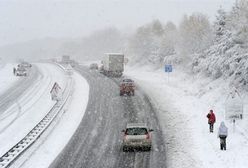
214, 8, 227, 39
127, 20, 179, 66
178, 13, 213, 57
192, 3, 248, 90
230, 0, 248, 47
160, 22, 177, 63
192, 7, 234, 79
127, 25, 153, 65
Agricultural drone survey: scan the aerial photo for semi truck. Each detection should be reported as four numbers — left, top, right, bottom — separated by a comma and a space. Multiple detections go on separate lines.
61, 55, 76, 67
102, 53, 124, 77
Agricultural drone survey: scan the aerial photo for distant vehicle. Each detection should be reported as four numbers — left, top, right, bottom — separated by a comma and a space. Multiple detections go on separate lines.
120, 78, 135, 96
16, 66, 27, 76
61, 55, 76, 67
122, 123, 153, 151
70, 60, 76, 67
89, 63, 98, 70
62, 55, 71, 64
102, 53, 124, 77
99, 65, 104, 73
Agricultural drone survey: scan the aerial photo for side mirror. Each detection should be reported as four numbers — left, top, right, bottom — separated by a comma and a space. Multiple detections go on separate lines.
149, 129, 154, 132
121, 129, 125, 132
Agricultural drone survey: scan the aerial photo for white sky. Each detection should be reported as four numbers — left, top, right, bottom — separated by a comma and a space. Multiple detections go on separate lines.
0, 0, 234, 46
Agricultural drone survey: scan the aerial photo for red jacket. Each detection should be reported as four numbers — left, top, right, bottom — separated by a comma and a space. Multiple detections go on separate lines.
207, 112, 216, 124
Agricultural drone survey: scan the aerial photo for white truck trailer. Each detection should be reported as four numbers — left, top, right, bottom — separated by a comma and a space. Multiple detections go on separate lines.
102, 53, 124, 77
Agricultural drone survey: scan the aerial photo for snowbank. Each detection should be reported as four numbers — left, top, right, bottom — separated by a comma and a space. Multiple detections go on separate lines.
0, 63, 66, 156
16, 70, 89, 168
125, 65, 248, 168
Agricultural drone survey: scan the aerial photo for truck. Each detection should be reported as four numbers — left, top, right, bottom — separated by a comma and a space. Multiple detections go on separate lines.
102, 53, 124, 77
61, 55, 76, 67
120, 79, 135, 96
62, 55, 71, 64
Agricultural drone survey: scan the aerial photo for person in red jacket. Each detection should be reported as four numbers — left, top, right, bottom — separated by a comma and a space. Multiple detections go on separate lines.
206, 109, 216, 133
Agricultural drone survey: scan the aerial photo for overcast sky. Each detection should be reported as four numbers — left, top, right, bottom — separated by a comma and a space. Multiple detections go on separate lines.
0, 0, 234, 46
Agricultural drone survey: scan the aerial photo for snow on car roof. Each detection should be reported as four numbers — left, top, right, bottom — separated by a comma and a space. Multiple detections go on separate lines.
122, 79, 134, 82
104, 53, 124, 55
126, 123, 148, 128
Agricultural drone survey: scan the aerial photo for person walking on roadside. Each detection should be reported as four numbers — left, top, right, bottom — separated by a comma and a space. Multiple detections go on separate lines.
218, 121, 228, 150
206, 109, 216, 133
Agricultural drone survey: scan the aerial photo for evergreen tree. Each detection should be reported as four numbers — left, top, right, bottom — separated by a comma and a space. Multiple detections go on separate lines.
214, 8, 227, 39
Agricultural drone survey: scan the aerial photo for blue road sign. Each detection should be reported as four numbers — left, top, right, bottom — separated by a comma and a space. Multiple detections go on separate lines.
165, 64, 172, 72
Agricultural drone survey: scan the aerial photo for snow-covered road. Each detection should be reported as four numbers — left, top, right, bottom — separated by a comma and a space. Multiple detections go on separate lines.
0, 63, 67, 157
13, 67, 89, 168
49, 65, 167, 168
125, 65, 248, 168
0, 64, 19, 95
0, 63, 89, 168
2, 62, 248, 168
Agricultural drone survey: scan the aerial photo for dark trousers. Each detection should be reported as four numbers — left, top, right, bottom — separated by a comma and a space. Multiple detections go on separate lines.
219, 136, 227, 150
209, 123, 214, 132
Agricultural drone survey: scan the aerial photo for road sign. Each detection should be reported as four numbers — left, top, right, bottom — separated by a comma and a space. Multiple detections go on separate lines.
50, 82, 62, 101
165, 64, 172, 72
65, 64, 73, 75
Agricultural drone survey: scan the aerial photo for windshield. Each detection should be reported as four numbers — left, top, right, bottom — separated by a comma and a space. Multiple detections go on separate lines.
126, 128, 148, 135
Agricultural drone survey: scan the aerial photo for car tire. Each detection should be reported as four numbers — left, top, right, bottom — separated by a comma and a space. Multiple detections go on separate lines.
146, 146, 151, 151
123, 146, 128, 152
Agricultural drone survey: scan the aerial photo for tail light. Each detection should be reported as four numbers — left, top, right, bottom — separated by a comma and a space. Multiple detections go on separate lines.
124, 133, 127, 141
146, 133, 150, 139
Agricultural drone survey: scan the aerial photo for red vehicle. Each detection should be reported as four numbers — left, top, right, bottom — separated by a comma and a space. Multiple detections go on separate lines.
120, 79, 135, 96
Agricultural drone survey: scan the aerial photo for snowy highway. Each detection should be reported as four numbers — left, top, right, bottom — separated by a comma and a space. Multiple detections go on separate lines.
0, 65, 39, 115
2, 1, 248, 168
0, 63, 68, 165
49, 65, 167, 168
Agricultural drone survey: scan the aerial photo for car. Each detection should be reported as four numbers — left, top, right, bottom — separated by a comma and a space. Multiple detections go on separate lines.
16, 67, 27, 76
89, 63, 98, 70
122, 123, 153, 151
120, 79, 135, 96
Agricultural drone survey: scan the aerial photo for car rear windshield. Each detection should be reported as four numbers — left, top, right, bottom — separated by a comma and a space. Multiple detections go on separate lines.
123, 79, 133, 83
126, 128, 148, 135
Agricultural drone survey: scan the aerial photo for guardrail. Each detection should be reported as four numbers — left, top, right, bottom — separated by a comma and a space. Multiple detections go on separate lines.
0, 69, 74, 168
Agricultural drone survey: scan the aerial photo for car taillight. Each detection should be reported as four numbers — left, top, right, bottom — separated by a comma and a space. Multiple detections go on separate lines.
146, 133, 150, 139
124, 133, 127, 140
